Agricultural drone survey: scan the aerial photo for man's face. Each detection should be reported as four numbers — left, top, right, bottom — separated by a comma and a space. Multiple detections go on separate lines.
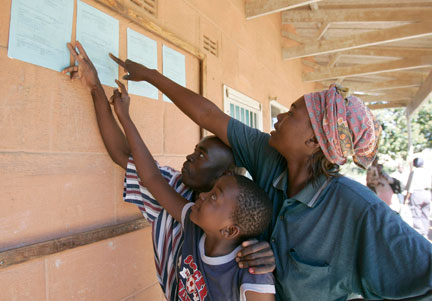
189, 175, 238, 234
181, 137, 232, 192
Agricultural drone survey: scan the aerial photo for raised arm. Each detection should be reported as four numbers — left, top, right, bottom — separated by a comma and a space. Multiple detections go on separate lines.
63, 42, 130, 169
111, 80, 187, 221
109, 54, 231, 146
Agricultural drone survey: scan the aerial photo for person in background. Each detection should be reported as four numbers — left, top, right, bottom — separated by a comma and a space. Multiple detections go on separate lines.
406, 157, 432, 239
366, 157, 380, 193
366, 157, 393, 206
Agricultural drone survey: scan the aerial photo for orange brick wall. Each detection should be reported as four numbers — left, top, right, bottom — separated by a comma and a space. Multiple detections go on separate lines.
0, 0, 315, 299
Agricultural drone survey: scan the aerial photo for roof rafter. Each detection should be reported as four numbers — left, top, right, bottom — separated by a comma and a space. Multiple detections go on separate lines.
375, 71, 430, 81
360, 93, 411, 103
309, 2, 319, 11
340, 47, 432, 59
283, 22, 432, 60
368, 102, 407, 110
407, 70, 432, 116
316, 22, 330, 40
355, 88, 416, 98
282, 8, 432, 23
245, 0, 322, 20
317, 1, 432, 10
344, 79, 422, 92
281, 30, 309, 44
303, 56, 432, 82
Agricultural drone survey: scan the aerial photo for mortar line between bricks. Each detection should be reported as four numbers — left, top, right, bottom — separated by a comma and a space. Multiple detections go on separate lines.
119, 281, 162, 301
0, 150, 186, 157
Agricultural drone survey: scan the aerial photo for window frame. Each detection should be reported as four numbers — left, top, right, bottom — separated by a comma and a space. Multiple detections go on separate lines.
223, 85, 263, 131
269, 100, 288, 130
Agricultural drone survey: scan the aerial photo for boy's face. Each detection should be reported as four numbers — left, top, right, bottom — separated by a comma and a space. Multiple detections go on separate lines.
189, 175, 238, 235
181, 137, 232, 192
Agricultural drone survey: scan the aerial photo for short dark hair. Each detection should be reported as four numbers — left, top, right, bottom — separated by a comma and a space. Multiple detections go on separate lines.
413, 157, 424, 168
232, 175, 272, 239
203, 135, 236, 170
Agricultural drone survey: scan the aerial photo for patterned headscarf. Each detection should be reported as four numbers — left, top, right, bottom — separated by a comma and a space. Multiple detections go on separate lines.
304, 84, 381, 169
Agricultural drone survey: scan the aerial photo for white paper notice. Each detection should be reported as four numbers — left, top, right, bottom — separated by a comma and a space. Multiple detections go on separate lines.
162, 45, 186, 103
127, 29, 158, 99
76, 0, 119, 87
8, 0, 74, 72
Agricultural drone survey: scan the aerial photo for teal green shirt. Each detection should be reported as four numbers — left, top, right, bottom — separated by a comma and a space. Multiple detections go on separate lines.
228, 118, 432, 300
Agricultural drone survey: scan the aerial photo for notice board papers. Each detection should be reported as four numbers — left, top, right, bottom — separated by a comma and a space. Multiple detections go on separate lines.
162, 45, 186, 102
127, 29, 158, 99
76, 0, 119, 87
8, 0, 74, 72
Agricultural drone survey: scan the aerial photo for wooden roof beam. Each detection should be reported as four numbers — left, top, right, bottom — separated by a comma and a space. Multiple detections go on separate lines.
368, 102, 407, 110
245, 0, 322, 20
282, 8, 432, 23
316, 1, 432, 10
407, 70, 432, 117
340, 47, 432, 59
355, 88, 416, 98
360, 94, 412, 103
283, 22, 432, 60
302, 59, 322, 69
327, 54, 341, 67
309, 2, 319, 11
281, 30, 309, 44
346, 79, 422, 92
318, 72, 429, 88
373, 71, 430, 81
316, 22, 330, 40
303, 56, 432, 82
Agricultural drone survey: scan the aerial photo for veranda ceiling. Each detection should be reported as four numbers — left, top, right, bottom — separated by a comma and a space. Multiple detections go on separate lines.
245, 0, 432, 116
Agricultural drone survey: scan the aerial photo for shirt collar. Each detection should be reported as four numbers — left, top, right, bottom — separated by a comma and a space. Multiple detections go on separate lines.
273, 170, 331, 208
273, 169, 289, 191
294, 174, 330, 207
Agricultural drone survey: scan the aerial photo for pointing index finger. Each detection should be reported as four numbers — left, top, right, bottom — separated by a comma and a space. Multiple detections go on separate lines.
109, 53, 126, 68
75, 41, 90, 61
115, 79, 127, 95
67, 43, 79, 59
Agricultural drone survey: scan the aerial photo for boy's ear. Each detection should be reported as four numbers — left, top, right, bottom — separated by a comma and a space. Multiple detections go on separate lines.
220, 225, 240, 239
222, 169, 234, 176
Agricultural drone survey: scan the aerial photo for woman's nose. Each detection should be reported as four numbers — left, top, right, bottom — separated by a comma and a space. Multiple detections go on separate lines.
277, 111, 289, 121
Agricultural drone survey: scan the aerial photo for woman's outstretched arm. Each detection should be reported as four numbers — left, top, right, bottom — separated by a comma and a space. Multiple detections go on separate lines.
109, 54, 231, 146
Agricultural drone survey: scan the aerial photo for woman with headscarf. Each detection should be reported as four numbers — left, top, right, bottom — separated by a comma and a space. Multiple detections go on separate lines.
110, 55, 432, 300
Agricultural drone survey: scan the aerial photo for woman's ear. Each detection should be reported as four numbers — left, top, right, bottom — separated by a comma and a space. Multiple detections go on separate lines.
220, 225, 240, 239
305, 135, 319, 150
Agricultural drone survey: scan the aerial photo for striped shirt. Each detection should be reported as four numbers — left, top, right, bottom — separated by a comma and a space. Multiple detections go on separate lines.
123, 157, 195, 300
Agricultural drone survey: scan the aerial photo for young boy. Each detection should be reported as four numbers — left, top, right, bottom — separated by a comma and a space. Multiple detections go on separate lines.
63, 42, 275, 300
111, 79, 275, 300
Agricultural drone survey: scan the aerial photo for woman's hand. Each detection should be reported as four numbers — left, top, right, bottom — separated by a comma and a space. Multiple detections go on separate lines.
110, 79, 131, 122
62, 41, 100, 90
236, 239, 276, 274
109, 53, 151, 82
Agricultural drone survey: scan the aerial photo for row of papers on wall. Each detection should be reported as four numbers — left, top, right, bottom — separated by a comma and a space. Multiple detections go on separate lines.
8, 0, 186, 101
